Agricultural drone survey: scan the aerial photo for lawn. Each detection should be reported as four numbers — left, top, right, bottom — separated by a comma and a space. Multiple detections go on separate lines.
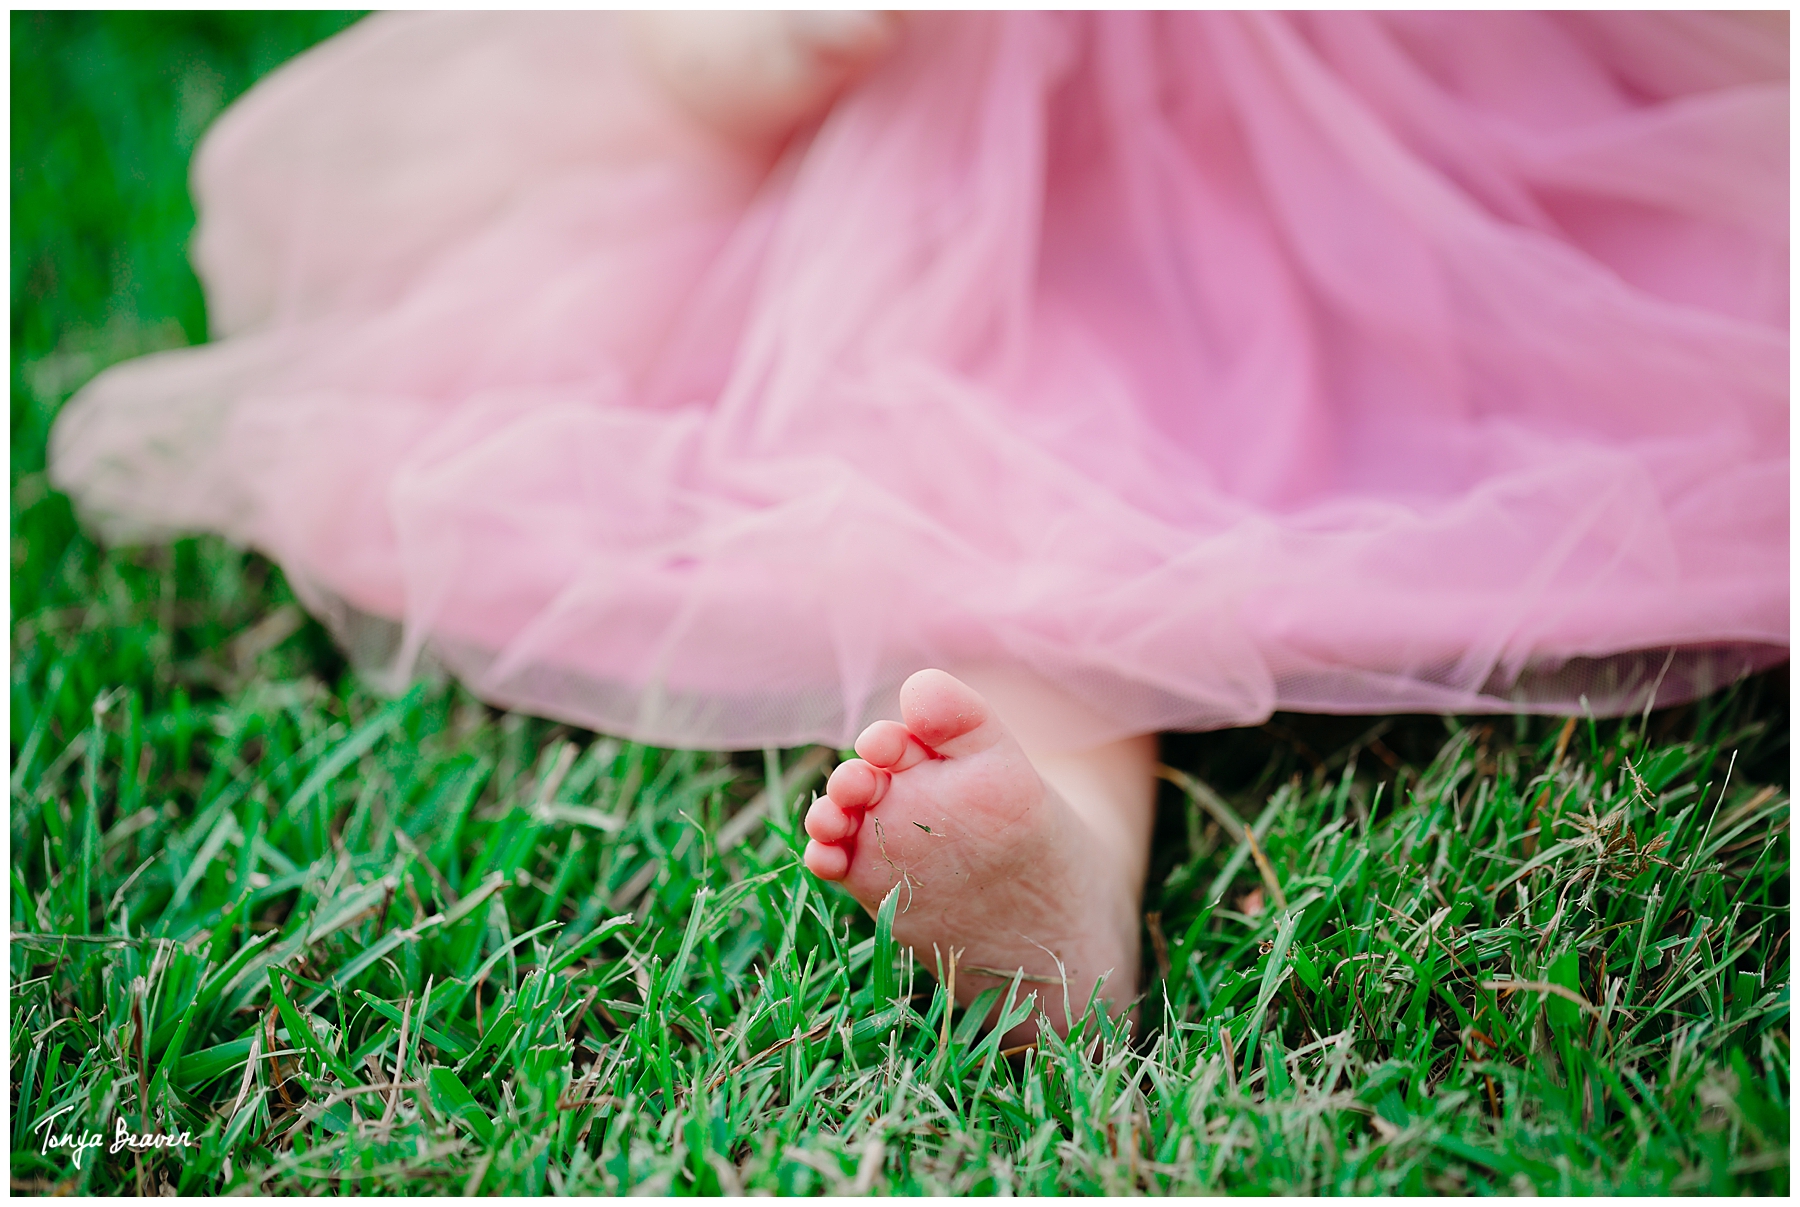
10, 12, 1790, 1196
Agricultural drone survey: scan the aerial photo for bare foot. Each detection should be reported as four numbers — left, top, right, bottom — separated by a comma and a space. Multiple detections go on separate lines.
804, 669, 1154, 1041
628, 11, 902, 144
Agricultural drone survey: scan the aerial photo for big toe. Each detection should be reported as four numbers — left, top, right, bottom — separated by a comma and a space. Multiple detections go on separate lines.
899, 669, 999, 755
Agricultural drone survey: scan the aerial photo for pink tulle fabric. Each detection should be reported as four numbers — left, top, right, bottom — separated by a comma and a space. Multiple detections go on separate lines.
50, 12, 1788, 750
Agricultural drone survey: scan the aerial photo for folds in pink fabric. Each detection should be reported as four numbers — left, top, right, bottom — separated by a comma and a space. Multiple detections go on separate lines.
50, 12, 1788, 750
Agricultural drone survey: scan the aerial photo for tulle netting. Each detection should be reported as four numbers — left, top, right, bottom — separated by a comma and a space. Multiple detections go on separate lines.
50, 11, 1788, 751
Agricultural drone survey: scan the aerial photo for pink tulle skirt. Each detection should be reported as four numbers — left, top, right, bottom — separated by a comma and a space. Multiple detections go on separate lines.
50, 12, 1788, 750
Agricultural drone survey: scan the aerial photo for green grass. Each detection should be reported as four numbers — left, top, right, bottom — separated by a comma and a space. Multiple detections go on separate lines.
11, 12, 1791, 1196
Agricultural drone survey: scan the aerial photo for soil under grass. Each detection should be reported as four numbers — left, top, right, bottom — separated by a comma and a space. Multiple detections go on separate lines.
11, 12, 1790, 1195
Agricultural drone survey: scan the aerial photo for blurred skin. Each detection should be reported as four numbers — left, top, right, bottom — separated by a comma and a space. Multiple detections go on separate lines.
628, 11, 903, 144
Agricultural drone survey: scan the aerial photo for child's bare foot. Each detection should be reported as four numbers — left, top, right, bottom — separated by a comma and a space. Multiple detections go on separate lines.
804, 669, 1153, 1041
629, 11, 902, 144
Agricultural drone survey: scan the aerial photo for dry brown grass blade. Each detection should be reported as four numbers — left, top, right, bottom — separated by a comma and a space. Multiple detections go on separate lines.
1146, 911, 1172, 982
704, 1018, 834, 1092
129, 981, 149, 1117
1481, 978, 1598, 1013
1158, 764, 1246, 844
1524, 717, 1578, 858
1244, 827, 1289, 912
1483, 978, 1611, 1045
1160, 764, 1287, 909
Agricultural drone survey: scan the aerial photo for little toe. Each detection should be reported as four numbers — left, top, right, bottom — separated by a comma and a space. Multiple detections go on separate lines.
826, 759, 888, 810
804, 839, 851, 881
804, 795, 860, 844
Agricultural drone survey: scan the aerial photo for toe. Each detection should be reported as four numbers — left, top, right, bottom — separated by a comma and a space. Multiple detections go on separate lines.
804, 794, 860, 844
804, 839, 851, 881
853, 720, 910, 769
899, 669, 995, 753
826, 759, 888, 809
854, 720, 933, 771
